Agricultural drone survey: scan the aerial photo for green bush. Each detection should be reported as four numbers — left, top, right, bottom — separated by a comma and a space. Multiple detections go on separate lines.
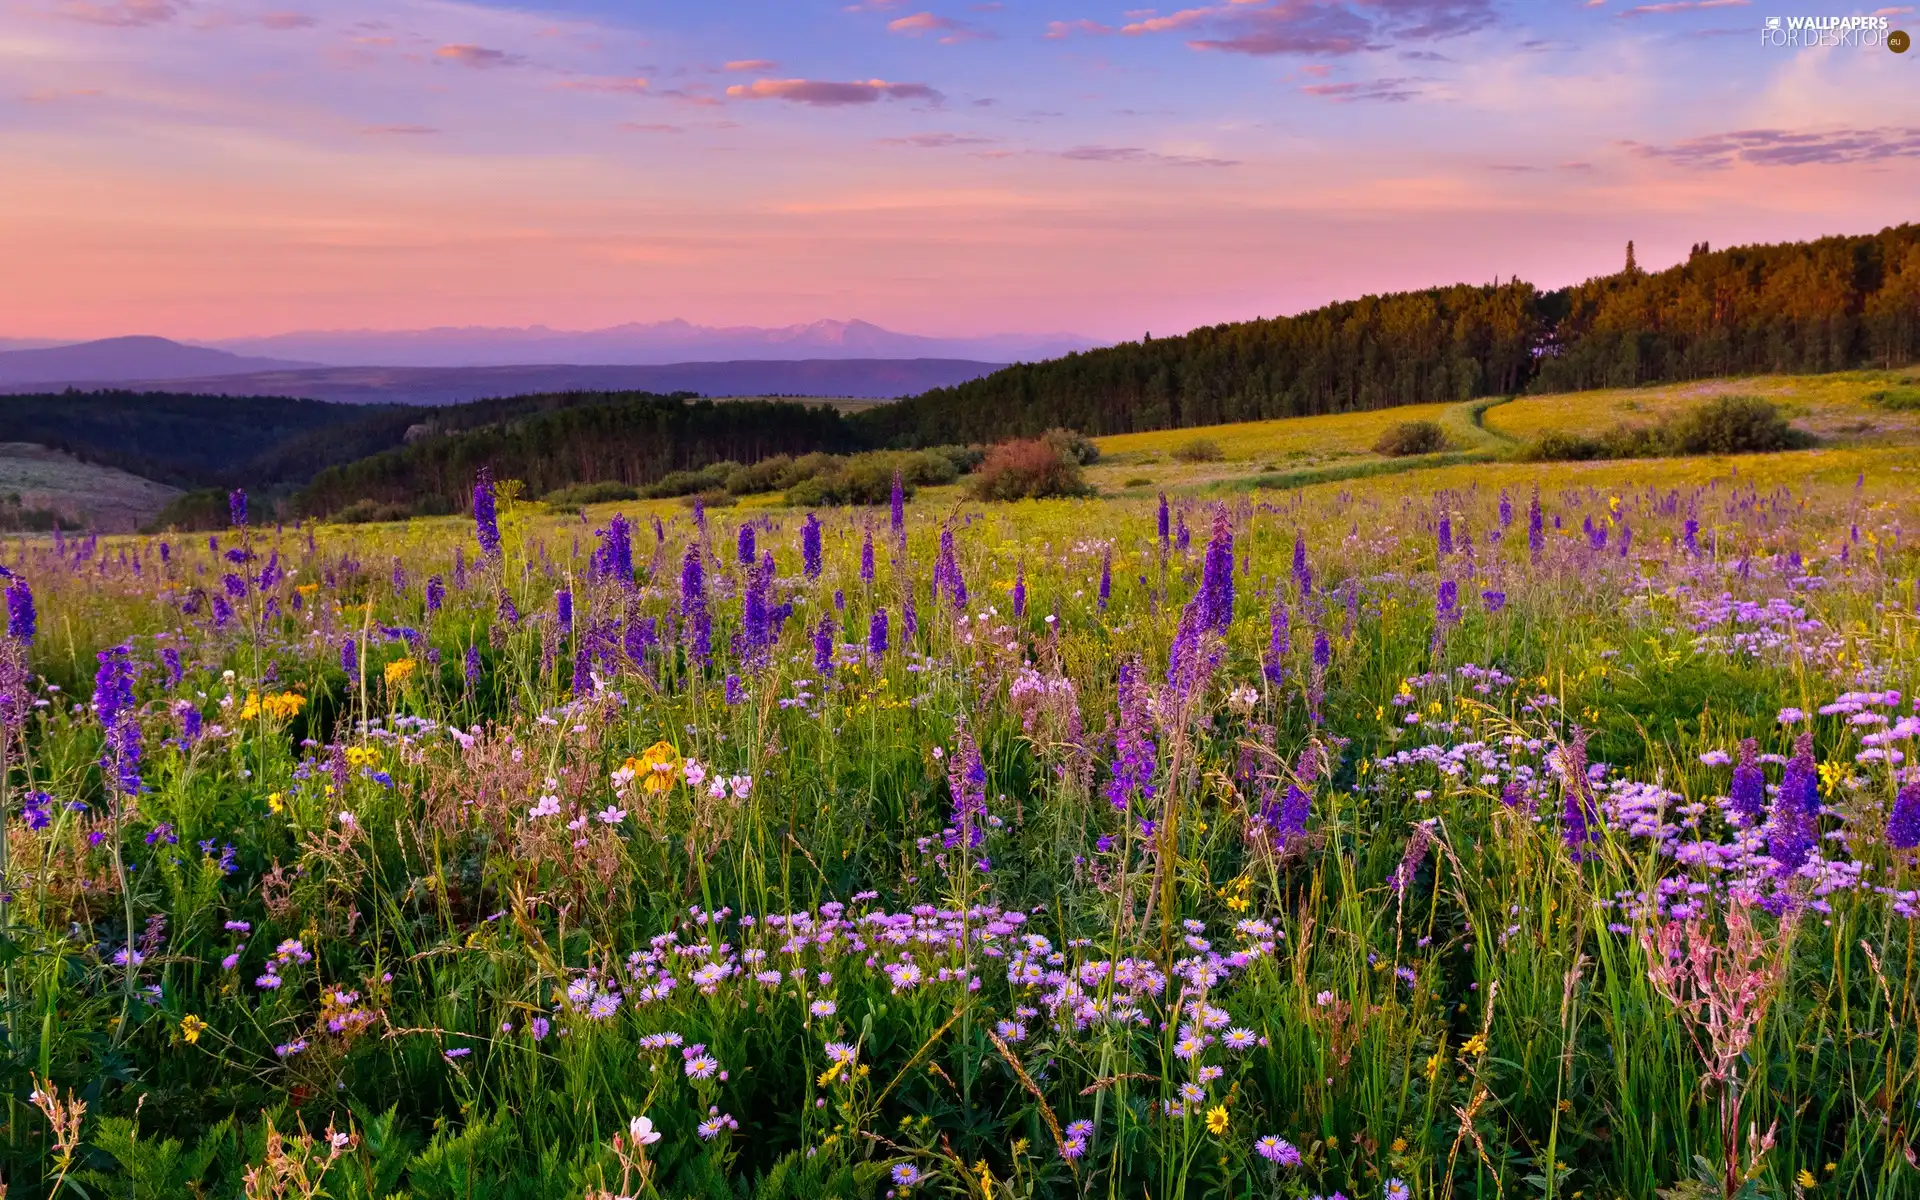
1371, 420, 1450, 457
644, 462, 738, 499
331, 498, 414, 524
1171, 437, 1224, 463
147, 488, 233, 532
1864, 386, 1920, 411
543, 481, 639, 509
1662, 395, 1808, 455
1042, 428, 1101, 466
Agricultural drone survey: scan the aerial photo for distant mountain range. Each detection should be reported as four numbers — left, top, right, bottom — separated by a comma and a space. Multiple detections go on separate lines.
206, 319, 1098, 368
0, 358, 1008, 405
0, 336, 318, 386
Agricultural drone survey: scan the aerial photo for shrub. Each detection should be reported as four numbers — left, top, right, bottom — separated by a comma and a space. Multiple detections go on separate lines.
679, 489, 735, 509
1042, 428, 1101, 466
968, 438, 1091, 501
1372, 420, 1450, 457
1171, 438, 1224, 463
1122, 476, 1153, 489
1662, 395, 1808, 455
1864, 386, 1920, 411
723, 456, 795, 495
644, 463, 738, 499
331, 498, 413, 524
927, 444, 987, 475
544, 481, 639, 510
149, 488, 233, 532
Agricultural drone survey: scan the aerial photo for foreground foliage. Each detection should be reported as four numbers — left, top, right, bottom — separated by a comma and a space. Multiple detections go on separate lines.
0, 457, 1918, 1199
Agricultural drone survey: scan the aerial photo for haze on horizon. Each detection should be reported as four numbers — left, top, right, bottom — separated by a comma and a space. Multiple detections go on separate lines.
2, 0, 1916, 344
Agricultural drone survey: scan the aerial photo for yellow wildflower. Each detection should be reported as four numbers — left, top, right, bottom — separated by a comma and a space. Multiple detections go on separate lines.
1205, 1105, 1230, 1135
384, 658, 417, 688
1797, 1169, 1817, 1188
267, 793, 285, 814
1462, 1032, 1489, 1057
345, 746, 380, 769
1391, 1137, 1408, 1154
180, 1014, 207, 1045
628, 741, 682, 796
261, 692, 305, 721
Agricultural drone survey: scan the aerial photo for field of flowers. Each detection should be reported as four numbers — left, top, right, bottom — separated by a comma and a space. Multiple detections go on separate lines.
1, 445, 1918, 1200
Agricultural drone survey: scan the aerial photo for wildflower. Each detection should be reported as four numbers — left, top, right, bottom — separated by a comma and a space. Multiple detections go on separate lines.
1768, 733, 1820, 873
1385, 1180, 1410, 1200
1729, 737, 1765, 825
530, 1017, 550, 1041
1889, 781, 1920, 850
444, 1047, 471, 1061
697, 1111, 738, 1139
1254, 1135, 1300, 1165
229, 488, 248, 528
1222, 1027, 1256, 1050
472, 467, 501, 558
596, 805, 627, 825
684, 1050, 720, 1079
809, 999, 837, 1018
528, 794, 562, 820
890, 1163, 924, 1189
4, 577, 34, 644
802, 513, 823, 579
274, 1038, 308, 1058
628, 1115, 662, 1145
180, 1014, 207, 1044
1205, 1105, 1230, 1135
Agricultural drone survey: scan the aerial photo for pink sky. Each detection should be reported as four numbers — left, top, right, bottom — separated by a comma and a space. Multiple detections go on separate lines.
3, 0, 1917, 341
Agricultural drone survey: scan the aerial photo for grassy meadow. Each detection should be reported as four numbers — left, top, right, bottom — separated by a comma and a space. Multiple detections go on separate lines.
0, 378, 1918, 1199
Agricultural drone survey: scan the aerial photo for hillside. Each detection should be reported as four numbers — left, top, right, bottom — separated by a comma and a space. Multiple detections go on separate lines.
3, 358, 1005, 406
0, 442, 180, 532
852, 223, 1920, 447
0, 336, 316, 385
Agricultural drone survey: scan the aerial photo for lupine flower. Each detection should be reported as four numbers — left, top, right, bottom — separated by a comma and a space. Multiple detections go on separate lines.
1156, 493, 1170, 548
860, 527, 875, 583
1098, 547, 1112, 610
229, 489, 248, 528
1012, 563, 1026, 617
1480, 589, 1506, 613
1556, 729, 1595, 857
1889, 781, 1920, 850
813, 616, 834, 675
94, 644, 142, 799
1769, 732, 1820, 873
1729, 738, 1765, 825
594, 515, 634, 586
1263, 596, 1289, 686
1528, 489, 1544, 559
802, 513, 824, 579
6, 577, 37, 644
890, 471, 905, 535
1291, 532, 1311, 599
425, 574, 445, 613
868, 607, 889, 656
737, 524, 756, 566
1199, 508, 1234, 634
472, 467, 501, 558
555, 589, 573, 634
945, 728, 989, 850
1106, 659, 1157, 811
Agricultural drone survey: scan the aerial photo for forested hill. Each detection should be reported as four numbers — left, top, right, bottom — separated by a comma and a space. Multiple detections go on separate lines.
853, 224, 1920, 446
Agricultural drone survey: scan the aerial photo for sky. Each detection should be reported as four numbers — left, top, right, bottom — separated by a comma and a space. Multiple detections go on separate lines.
2, 0, 1916, 341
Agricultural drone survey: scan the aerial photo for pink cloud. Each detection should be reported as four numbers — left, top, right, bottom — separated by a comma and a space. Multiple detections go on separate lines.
1044, 18, 1113, 37
724, 59, 778, 71
1619, 0, 1748, 15
725, 78, 941, 106
618, 122, 687, 133
53, 0, 177, 26
557, 77, 650, 94
887, 11, 992, 41
361, 124, 439, 135
1122, 7, 1215, 35
434, 44, 522, 68
259, 11, 315, 30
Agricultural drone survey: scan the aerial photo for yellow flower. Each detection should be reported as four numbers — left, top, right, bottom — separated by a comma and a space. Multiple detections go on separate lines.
180, 1014, 207, 1045
1462, 1033, 1489, 1057
1205, 1105, 1230, 1135
345, 746, 381, 769
1391, 1136, 1408, 1154
384, 658, 418, 688
628, 741, 682, 796
262, 692, 306, 721
267, 793, 285, 814
1797, 1169, 1817, 1189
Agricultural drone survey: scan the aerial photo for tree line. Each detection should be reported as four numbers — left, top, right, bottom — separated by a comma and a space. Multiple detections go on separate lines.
850, 223, 1920, 445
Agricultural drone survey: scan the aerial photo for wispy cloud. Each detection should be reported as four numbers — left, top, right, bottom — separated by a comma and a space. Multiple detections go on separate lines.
1121, 0, 1497, 57
1044, 18, 1113, 37
361, 123, 439, 134
1618, 0, 1748, 16
887, 11, 991, 41
724, 59, 777, 71
556, 76, 650, 94
879, 131, 998, 146
618, 122, 686, 133
725, 78, 941, 106
1627, 126, 1920, 167
434, 43, 522, 68
1300, 76, 1424, 102
52, 0, 178, 26
1053, 143, 1238, 166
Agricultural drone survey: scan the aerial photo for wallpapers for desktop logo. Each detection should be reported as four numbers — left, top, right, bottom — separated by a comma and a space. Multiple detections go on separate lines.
1760, 14, 1905, 50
